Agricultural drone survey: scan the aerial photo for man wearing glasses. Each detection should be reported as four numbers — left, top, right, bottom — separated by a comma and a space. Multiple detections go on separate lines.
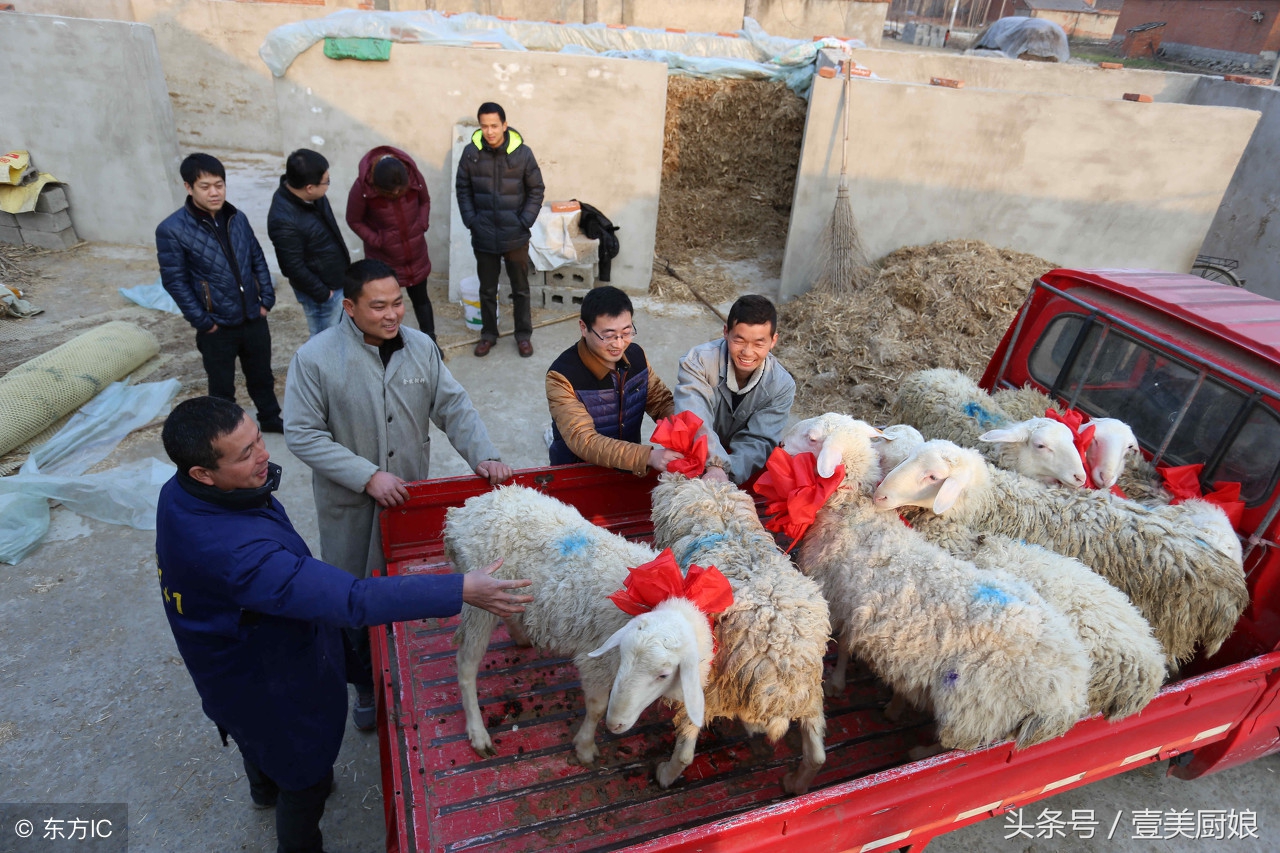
267, 148, 350, 336
674, 294, 795, 486
546, 285, 683, 474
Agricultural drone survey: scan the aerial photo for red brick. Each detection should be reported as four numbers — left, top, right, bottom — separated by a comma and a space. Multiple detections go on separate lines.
717, 31, 739, 38
666, 27, 686, 33
930, 77, 964, 88
1122, 92, 1153, 102
1099, 61, 1123, 69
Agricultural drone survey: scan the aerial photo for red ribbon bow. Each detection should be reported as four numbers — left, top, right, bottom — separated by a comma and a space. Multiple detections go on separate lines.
652, 411, 709, 477
608, 549, 734, 650
1157, 463, 1245, 530
752, 446, 844, 551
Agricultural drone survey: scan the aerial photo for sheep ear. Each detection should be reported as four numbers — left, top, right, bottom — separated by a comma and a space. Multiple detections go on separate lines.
678, 634, 705, 729
816, 440, 843, 478
933, 467, 972, 514
587, 622, 631, 659
979, 426, 1024, 444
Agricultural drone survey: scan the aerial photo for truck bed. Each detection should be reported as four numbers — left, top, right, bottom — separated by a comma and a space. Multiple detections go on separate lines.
375, 465, 1280, 853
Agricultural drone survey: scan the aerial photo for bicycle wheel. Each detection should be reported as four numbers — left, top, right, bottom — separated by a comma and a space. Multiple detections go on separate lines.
1191, 262, 1243, 287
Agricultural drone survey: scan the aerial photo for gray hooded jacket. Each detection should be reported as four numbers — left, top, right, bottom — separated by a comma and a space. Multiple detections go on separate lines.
673, 339, 795, 485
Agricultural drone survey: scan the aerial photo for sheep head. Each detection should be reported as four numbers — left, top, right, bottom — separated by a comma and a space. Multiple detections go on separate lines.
781, 413, 882, 491
1084, 418, 1139, 489
872, 423, 925, 480
980, 417, 1086, 488
873, 439, 988, 514
587, 598, 713, 731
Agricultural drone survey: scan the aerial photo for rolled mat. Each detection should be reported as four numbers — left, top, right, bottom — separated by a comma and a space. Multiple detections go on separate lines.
0, 321, 160, 456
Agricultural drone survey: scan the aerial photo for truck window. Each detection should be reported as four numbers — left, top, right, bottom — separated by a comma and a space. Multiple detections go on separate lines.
1027, 314, 1280, 505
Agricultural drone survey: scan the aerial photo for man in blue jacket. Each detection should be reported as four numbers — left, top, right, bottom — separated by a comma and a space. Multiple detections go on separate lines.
157, 153, 284, 431
155, 396, 531, 853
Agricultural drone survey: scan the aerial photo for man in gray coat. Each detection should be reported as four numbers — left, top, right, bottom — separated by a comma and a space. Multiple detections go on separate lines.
284, 258, 514, 730
673, 295, 795, 486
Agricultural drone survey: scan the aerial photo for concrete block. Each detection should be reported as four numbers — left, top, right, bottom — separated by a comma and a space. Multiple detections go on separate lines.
17, 209, 72, 232
0, 224, 22, 246
21, 225, 79, 251
0, 210, 16, 227
545, 264, 595, 290
542, 285, 592, 309
35, 185, 68, 213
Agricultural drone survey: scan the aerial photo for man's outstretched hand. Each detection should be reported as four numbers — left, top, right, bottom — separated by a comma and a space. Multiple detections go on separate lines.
462, 558, 533, 617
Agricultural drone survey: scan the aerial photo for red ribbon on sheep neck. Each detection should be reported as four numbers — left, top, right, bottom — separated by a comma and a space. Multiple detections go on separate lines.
1043, 407, 1126, 497
752, 446, 844, 551
608, 549, 734, 654
1157, 463, 1246, 531
651, 411, 709, 477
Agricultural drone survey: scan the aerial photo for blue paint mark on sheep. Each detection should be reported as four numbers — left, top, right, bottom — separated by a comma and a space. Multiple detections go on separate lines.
940, 670, 959, 691
963, 402, 1008, 431
972, 583, 1014, 609
680, 533, 728, 564
556, 530, 592, 556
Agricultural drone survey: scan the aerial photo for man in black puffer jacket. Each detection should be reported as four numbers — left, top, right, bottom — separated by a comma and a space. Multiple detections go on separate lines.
456, 101, 545, 359
157, 153, 283, 432
267, 148, 350, 337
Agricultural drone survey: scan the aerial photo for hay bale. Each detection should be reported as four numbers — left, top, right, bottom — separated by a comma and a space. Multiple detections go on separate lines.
653, 78, 805, 271
777, 240, 1055, 421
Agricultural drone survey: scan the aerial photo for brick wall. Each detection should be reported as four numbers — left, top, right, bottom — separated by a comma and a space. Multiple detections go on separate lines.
1115, 0, 1280, 56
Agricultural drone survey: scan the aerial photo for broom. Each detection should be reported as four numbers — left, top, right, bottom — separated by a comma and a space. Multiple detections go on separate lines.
815, 59, 873, 295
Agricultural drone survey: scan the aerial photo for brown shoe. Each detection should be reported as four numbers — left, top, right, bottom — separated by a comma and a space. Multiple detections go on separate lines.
517, 339, 534, 358
474, 339, 494, 357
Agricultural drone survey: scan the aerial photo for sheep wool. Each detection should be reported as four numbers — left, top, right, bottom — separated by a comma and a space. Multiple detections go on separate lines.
650, 474, 830, 795
788, 414, 1091, 750
887, 442, 1248, 666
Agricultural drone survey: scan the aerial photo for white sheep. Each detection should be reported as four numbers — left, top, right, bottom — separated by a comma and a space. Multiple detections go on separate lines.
782, 414, 1091, 750
890, 369, 1086, 487
446, 486, 713, 773
907, 374, 1241, 561
650, 474, 830, 794
874, 440, 1249, 666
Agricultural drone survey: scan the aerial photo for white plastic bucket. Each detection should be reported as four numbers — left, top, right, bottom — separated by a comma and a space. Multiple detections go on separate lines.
460, 274, 498, 331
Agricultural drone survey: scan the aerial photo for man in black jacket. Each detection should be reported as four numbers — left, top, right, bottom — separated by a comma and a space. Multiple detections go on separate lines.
267, 149, 351, 337
157, 152, 283, 432
456, 101, 545, 359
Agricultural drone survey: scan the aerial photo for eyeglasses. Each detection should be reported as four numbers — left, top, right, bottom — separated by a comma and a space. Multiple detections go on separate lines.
315, 180, 331, 187
589, 323, 638, 344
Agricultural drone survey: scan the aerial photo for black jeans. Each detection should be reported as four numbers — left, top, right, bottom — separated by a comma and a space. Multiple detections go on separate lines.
475, 245, 533, 343
195, 318, 281, 423
405, 280, 435, 342
242, 758, 333, 853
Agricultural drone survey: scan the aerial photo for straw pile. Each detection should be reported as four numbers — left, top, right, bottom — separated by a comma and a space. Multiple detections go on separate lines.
652, 78, 806, 298
777, 240, 1056, 421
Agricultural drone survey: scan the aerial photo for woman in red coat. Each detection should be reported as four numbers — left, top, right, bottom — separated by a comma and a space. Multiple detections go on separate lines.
346, 146, 435, 340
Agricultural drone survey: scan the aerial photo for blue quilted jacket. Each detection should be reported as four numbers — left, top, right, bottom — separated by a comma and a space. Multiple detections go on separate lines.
156, 199, 275, 333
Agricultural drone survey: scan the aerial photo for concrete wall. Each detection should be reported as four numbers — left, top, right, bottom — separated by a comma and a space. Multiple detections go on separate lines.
272, 42, 667, 294
750, 0, 888, 44
1189, 79, 1280, 300
2, 13, 185, 244
847, 47, 1201, 101
780, 75, 1260, 300
620, 0, 744, 32
1032, 9, 1118, 42
424, 0, 588, 21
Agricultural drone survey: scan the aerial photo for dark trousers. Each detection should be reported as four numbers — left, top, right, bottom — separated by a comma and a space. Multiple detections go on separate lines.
195, 318, 281, 423
343, 626, 374, 696
405, 280, 435, 342
242, 758, 332, 853
475, 245, 533, 343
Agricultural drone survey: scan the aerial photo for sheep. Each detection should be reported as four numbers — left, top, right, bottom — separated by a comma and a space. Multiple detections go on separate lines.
781, 414, 1091, 750
446, 486, 714, 772
873, 440, 1249, 666
903, 373, 1241, 561
890, 369, 1086, 487
649, 474, 830, 794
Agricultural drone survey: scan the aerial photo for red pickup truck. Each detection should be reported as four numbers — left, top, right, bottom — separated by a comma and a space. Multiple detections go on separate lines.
374, 269, 1280, 852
